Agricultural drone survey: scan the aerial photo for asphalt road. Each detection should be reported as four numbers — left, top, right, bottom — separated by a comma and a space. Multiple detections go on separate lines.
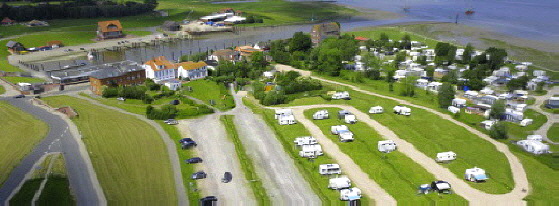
0, 97, 103, 206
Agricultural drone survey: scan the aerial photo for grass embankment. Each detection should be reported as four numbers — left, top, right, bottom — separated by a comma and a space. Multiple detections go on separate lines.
0, 85, 5, 95
37, 154, 75, 206
243, 98, 369, 205
304, 107, 466, 204
41, 96, 177, 204
157, 122, 200, 205
548, 124, 559, 142
183, 80, 235, 111
9, 154, 55, 206
220, 115, 270, 204
1, 77, 47, 84
0, 101, 48, 186
276, 87, 515, 194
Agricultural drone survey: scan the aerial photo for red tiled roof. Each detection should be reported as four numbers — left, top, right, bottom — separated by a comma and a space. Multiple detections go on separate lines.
98, 20, 123, 33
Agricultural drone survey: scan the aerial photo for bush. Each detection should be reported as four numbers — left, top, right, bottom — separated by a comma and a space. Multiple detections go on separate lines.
146, 105, 178, 120
102, 87, 118, 98
489, 122, 508, 139
143, 95, 154, 104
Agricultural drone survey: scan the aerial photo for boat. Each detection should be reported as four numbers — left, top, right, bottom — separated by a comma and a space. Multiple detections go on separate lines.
465, 8, 475, 15
402, 0, 410, 12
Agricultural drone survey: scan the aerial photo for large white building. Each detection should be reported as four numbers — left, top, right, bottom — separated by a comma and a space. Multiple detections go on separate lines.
143, 56, 208, 83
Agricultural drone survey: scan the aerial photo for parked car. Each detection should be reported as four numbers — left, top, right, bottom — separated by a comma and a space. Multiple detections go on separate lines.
164, 119, 178, 125
13, 94, 25, 98
185, 157, 203, 164
199, 196, 217, 206
179, 138, 196, 145
221, 172, 232, 183
192, 171, 207, 180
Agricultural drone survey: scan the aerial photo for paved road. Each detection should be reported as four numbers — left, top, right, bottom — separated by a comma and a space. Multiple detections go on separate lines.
178, 114, 256, 205
275, 64, 530, 205
532, 86, 559, 144
223, 88, 321, 205
0, 97, 104, 206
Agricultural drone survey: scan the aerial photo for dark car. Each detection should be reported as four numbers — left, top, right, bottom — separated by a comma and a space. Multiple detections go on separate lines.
185, 157, 203, 164
221, 172, 232, 183
179, 138, 194, 144
192, 171, 207, 180
199, 196, 217, 206
179, 138, 197, 149
13, 94, 25, 98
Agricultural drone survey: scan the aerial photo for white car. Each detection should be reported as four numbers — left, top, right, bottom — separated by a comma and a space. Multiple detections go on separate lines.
164, 119, 178, 125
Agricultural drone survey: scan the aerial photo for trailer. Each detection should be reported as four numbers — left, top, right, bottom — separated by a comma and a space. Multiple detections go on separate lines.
393, 105, 411, 116
338, 130, 354, 142
480, 120, 496, 130
294, 136, 318, 146
278, 114, 296, 125
464, 167, 488, 182
338, 110, 353, 119
299, 144, 323, 158
517, 140, 549, 154
448, 106, 460, 114
526, 135, 543, 141
331, 125, 349, 135
368, 106, 384, 114
344, 114, 357, 124
275, 109, 293, 120
328, 177, 351, 190
313, 110, 330, 120
340, 188, 362, 201
520, 119, 533, 127
332, 91, 351, 100
435, 151, 456, 163
319, 164, 342, 175
431, 181, 452, 194
378, 140, 397, 153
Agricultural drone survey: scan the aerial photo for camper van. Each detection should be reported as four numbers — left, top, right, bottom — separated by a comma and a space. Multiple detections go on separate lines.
278, 114, 296, 125
299, 144, 323, 158
464, 167, 488, 182
368, 106, 384, 114
517, 140, 549, 154
332, 91, 351, 100
328, 177, 351, 190
344, 115, 357, 124
448, 106, 460, 114
436, 151, 457, 163
393, 106, 411, 116
378, 140, 397, 153
331, 125, 349, 135
340, 188, 362, 201
338, 130, 354, 142
275, 109, 293, 119
313, 110, 330, 120
294, 136, 318, 146
319, 164, 342, 175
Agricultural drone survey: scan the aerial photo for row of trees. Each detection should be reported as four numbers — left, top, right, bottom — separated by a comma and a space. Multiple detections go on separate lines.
0, 0, 156, 21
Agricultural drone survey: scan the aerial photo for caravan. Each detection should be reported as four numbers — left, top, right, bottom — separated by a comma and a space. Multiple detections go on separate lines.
448, 106, 460, 114
299, 144, 323, 158
368, 106, 384, 114
464, 167, 489, 182
520, 119, 533, 127
331, 125, 349, 135
294, 136, 318, 146
278, 114, 296, 125
332, 91, 351, 100
526, 135, 543, 141
328, 177, 351, 190
319, 164, 342, 175
435, 151, 457, 163
338, 110, 357, 124
313, 110, 330, 120
517, 140, 549, 154
338, 130, 354, 142
275, 109, 293, 119
393, 106, 411, 116
378, 140, 397, 153
340, 188, 362, 201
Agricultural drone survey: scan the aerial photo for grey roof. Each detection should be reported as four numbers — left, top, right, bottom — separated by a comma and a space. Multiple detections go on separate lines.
50, 60, 142, 80
89, 64, 143, 79
6, 41, 19, 48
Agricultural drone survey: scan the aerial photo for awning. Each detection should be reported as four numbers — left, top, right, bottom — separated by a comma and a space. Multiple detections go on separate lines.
348, 195, 361, 200
475, 174, 488, 180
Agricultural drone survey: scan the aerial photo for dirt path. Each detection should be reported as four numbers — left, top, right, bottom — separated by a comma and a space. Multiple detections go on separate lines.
0, 79, 20, 97
274, 64, 530, 205
178, 114, 256, 205
532, 86, 559, 144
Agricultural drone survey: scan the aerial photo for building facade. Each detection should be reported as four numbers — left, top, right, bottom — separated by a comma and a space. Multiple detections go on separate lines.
143, 56, 178, 83
89, 65, 145, 95
177, 61, 208, 80
97, 20, 124, 40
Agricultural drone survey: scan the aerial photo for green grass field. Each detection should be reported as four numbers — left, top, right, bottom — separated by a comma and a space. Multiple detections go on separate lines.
182, 80, 235, 111
220, 115, 270, 204
0, 101, 48, 186
304, 107, 467, 204
157, 122, 200, 205
41, 96, 177, 204
504, 109, 547, 140
8, 178, 44, 206
548, 123, 559, 142
0, 85, 5, 95
37, 154, 75, 206
1, 77, 46, 84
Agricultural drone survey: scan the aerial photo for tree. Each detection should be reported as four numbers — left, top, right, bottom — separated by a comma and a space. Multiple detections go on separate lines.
462, 43, 474, 64
506, 76, 529, 91
489, 100, 506, 120
484, 47, 508, 71
250, 51, 268, 68
399, 76, 417, 97
379, 33, 389, 42
289, 32, 312, 52
489, 122, 508, 139
441, 70, 458, 84
438, 83, 455, 108
536, 81, 545, 93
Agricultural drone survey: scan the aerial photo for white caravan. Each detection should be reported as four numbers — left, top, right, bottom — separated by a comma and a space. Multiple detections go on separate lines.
378, 140, 397, 153
313, 110, 330, 120
393, 106, 411, 116
517, 140, 549, 154
436, 151, 457, 163
319, 164, 342, 175
299, 144, 323, 158
464, 167, 488, 182
452, 98, 467, 108
278, 114, 296, 125
294, 136, 318, 146
448, 106, 460, 114
338, 130, 354, 142
520, 119, 533, 127
344, 114, 357, 124
368, 106, 384, 114
328, 177, 351, 190
340, 188, 362, 201
332, 91, 351, 100
275, 109, 293, 119
526, 135, 543, 141
331, 125, 349, 135
481, 120, 496, 130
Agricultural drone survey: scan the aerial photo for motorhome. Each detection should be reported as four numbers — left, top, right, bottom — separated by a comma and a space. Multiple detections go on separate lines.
319, 164, 342, 175
340, 188, 362, 201
275, 109, 293, 119
436, 151, 457, 163
464, 167, 488, 182
517, 140, 549, 154
294, 136, 318, 146
378, 140, 397, 153
332, 91, 351, 100
313, 110, 330, 120
278, 114, 296, 125
299, 144, 323, 158
393, 105, 411, 116
368, 106, 384, 114
331, 125, 349, 135
338, 130, 354, 142
328, 177, 351, 190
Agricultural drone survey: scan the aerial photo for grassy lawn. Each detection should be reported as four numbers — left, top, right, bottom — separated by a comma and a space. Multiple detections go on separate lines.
182, 80, 235, 111
548, 123, 559, 143
503, 109, 547, 140
41, 96, 177, 204
1, 77, 46, 84
0, 101, 48, 186
157, 122, 200, 205
220, 115, 270, 204
304, 107, 466, 203
243, 98, 369, 205
37, 154, 75, 206
8, 178, 44, 206
0, 85, 5, 95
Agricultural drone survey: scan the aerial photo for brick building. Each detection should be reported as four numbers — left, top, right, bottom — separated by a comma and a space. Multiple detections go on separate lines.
89, 63, 145, 95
